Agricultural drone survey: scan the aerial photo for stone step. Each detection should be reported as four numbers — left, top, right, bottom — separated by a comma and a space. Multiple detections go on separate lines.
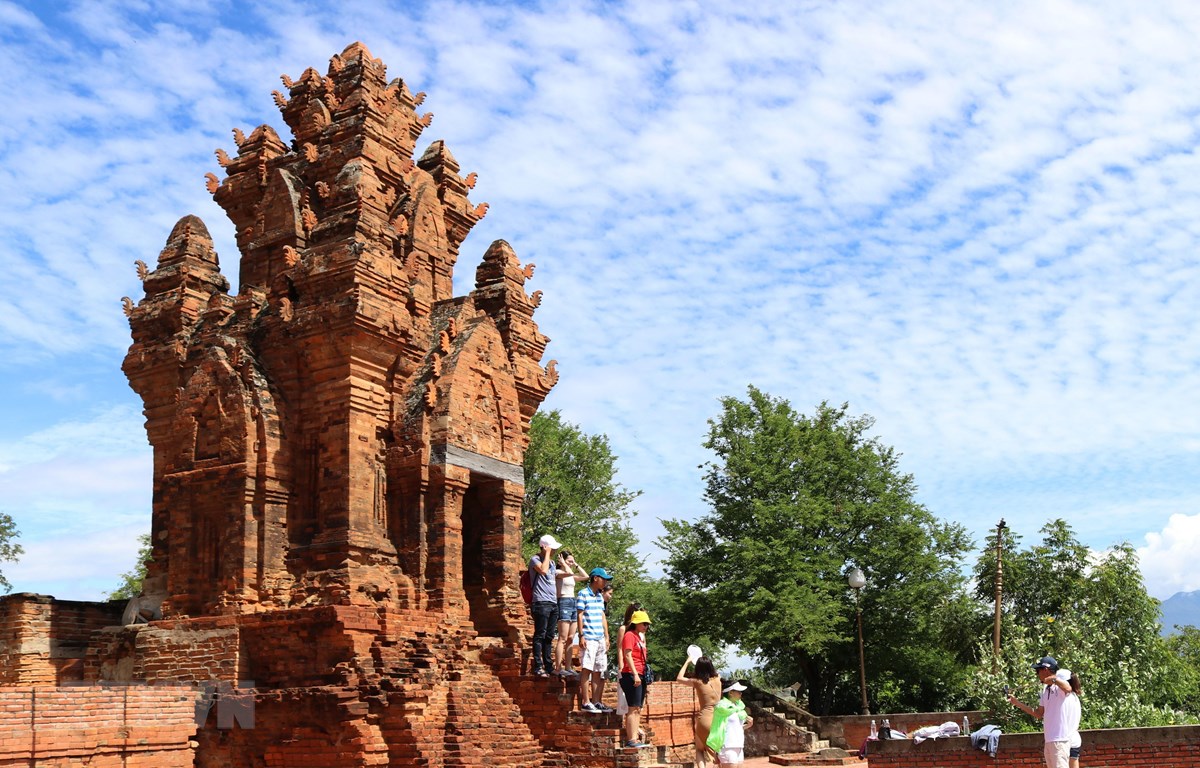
769, 751, 866, 766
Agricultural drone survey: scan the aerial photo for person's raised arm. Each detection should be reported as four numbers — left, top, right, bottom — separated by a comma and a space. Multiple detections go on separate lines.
572, 558, 589, 580
676, 657, 693, 682
1007, 693, 1044, 720
533, 546, 552, 575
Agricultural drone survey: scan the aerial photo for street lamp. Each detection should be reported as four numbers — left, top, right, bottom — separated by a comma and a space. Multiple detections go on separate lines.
847, 567, 869, 715
993, 518, 1007, 670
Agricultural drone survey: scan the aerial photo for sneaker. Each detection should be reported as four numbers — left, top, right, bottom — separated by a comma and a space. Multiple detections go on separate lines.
534, 669, 550, 678
558, 669, 579, 679
581, 702, 601, 713
623, 740, 650, 748
595, 702, 614, 713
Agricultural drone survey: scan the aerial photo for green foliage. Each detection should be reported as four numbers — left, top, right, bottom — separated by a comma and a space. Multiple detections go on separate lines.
107, 533, 152, 601
617, 576, 727, 676
1164, 627, 1200, 715
659, 388, 976, 715
971, 522, 1198, 729
522, 410, 644, 584
0, 512, 23, 593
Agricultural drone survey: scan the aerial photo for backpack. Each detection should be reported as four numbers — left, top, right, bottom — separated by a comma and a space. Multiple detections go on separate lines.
519, 569, 533, 605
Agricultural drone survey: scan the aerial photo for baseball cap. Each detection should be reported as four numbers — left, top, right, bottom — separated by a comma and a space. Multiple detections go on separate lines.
590, 567, 613, 580
629, 610, 652, 625
1032, 656, 1058, 672
724, 681, 748, 693
539, 534, 562, 549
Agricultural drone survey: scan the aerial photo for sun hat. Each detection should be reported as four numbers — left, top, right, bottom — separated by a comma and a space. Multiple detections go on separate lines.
539, 534, 562, 549
629, 610, 651, 625
724, 681, 748, 693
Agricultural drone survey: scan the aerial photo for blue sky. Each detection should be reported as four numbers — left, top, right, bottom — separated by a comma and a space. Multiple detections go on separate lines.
1, 0, 1198, 601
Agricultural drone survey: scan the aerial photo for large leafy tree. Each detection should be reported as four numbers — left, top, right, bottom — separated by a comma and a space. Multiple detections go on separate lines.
522, 409, 644, 585
972, 522, 1196, 728
660, 388, 975, 714
0, 512, 23, 593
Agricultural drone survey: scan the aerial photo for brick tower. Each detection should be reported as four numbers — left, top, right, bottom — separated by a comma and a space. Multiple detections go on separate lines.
123, 43, 555, 632
111, 43, 599, 766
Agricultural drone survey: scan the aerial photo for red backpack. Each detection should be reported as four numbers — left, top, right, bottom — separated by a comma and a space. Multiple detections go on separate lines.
519, 569, 533, 605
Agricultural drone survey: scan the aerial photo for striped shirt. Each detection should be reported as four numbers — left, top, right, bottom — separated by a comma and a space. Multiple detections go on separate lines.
575, 585, 607, 640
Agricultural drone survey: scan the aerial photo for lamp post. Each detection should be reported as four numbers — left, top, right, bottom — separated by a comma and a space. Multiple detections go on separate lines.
993, 518, 1007, 670
848, 567, 869, 715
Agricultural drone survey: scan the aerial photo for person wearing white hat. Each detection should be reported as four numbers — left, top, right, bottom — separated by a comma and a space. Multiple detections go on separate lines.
706, 681, 753, 766
528, 534, 562, 676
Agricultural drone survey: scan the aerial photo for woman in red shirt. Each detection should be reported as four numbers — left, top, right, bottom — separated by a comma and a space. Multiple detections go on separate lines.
619, 610, 652, 748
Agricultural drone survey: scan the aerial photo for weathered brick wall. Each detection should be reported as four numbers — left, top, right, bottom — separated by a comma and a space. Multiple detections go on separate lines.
832, 710, 986, 752
0, 685, 198, 767
483, 640, 698, 767
0, 594, 124, 685
867, 724, 1200, 767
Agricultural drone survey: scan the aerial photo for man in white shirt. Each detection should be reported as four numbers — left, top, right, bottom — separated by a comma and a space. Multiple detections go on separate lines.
1007, 655, 1078, 768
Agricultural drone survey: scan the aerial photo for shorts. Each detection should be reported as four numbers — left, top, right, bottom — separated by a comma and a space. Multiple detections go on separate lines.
619, 671, 645, 708
1043, 741, 1069, 768
1069, 746, 1081, 759
718, 747, 744, 765
580, 636, 607, 672
558, 597, 576, 618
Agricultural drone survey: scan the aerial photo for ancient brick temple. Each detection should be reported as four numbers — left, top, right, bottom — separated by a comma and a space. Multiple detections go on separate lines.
116, 42, 561, 766
1, 43, 700, 768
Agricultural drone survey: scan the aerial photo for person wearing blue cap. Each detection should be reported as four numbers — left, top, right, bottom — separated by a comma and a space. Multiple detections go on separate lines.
576, 566, 614, 713
1006, 655, 1079, 768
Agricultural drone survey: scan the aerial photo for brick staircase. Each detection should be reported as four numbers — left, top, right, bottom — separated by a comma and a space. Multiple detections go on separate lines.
741, 685, 846, 760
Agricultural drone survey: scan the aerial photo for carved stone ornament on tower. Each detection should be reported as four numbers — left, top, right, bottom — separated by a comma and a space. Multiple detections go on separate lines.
105, 43, 621, 768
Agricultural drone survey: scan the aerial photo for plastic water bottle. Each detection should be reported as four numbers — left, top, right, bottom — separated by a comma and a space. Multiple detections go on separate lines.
869, 719, 878, 738
882, 718, 890, 728
962, 715, 970, 733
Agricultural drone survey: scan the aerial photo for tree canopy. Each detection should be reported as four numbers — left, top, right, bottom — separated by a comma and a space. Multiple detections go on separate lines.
659, 388, 975, 714
522, 409, 644, 584
0, 512, 23, 593
972, 520, 1195, 728
107, 532, 152, 601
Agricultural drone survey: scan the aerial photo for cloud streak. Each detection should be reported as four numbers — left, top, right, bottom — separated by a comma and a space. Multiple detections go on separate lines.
1, 0, 1197, 600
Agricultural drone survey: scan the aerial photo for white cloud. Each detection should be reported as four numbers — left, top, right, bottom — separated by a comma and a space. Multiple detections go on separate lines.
1, 0, 1199, 597
1138, 513, 1200, 600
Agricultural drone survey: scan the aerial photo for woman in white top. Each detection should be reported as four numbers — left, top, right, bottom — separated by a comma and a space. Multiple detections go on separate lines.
553, 549, 589, 677
1065, 672, 1082, 768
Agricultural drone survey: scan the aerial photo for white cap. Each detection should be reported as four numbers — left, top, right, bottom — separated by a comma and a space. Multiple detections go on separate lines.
1056, 669, 1072, 682
723, 681, 748, 693
539, 534, 562, 549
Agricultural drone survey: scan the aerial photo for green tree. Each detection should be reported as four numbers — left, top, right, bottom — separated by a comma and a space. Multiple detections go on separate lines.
972, 523, 1196, 728
522, 410, 644, 585
660, 388, 976, 714
1164, 626, 1200, 716
108, 533, 152, 601
0, 512, 23, 593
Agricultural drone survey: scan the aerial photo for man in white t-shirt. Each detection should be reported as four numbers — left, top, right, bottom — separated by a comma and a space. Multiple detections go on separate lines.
1007, 655, 1078, 768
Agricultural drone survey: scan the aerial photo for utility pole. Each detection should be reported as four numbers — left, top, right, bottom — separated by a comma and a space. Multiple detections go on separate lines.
993, 518, 1007, 670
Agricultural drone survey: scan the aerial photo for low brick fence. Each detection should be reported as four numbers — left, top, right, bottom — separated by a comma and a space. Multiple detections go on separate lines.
867, 724, 1200, 767
0, 684, 199, 767
0, 594, 124, 685
832, 710, 986, 752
